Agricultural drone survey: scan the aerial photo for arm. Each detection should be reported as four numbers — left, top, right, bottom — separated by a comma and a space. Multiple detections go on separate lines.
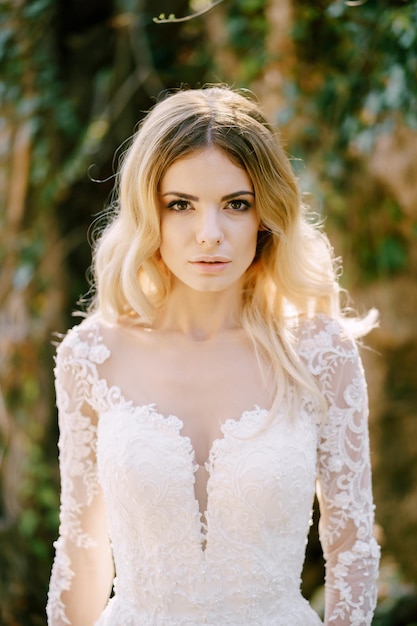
300, 316, 379, 626
47, 329, 114, 625
311, 319, 380, 625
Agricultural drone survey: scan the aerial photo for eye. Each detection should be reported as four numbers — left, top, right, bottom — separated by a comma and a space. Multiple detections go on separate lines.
167, 199, 191, 212
226, 199, 251, 212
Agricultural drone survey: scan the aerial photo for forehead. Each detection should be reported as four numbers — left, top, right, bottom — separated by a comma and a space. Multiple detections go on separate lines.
160, 147, 253, 193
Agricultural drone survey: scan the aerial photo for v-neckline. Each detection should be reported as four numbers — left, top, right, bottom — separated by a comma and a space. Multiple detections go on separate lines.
126, 400, 268, 467
128, 402, 269, 553
99, 381, 269, 551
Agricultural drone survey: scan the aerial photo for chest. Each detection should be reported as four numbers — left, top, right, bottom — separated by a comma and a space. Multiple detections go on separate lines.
96, 403, 319, 528
99, 331, 273, 466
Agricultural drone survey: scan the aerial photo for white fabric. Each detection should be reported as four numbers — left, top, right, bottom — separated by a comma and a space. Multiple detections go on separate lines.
47, 314, 379, 625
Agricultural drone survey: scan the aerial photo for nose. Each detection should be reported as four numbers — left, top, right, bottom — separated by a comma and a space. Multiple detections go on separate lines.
196, 207, 224, 246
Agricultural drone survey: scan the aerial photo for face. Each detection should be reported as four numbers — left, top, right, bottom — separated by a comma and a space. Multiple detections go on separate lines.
158, 147, 260, 295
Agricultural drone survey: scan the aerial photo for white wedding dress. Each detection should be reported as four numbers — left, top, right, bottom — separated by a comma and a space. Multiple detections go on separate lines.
47, 315, 379, 625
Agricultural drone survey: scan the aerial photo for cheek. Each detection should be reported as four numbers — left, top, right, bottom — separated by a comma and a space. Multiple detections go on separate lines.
158, 219, 185, 270
159, 218, 177, 251
247, 218, 262, 248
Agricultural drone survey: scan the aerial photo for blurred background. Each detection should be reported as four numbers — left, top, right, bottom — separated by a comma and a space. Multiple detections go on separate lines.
1, 0, 416, 624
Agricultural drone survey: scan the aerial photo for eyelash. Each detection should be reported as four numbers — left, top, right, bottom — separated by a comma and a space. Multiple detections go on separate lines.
166, 199, 252, 212
167, 200, 191, 212
226, 199, 251, 212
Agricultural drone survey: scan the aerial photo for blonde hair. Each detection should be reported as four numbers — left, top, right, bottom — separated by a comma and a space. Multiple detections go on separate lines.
90, 86, 376, 415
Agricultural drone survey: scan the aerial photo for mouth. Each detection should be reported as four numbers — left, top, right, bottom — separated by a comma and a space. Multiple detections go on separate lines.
190, 256, 231, 264
194, 260, 227, 265
189, 257, 231, 273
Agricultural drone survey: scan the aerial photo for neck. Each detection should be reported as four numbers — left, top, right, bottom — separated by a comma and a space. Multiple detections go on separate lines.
153, 283, 243, 341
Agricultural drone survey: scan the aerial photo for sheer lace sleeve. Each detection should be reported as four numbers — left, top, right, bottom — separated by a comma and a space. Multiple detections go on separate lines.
298, 316, 380, 626
47, 323, 114, 626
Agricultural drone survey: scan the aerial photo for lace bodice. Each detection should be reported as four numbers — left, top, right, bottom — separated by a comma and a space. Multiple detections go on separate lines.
47, 315, 379, 625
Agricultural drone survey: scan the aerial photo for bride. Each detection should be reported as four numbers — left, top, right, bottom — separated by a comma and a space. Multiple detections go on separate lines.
47, 86, 380, 625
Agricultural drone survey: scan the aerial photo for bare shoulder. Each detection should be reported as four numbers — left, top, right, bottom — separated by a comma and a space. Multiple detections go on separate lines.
61, 313, 150, 346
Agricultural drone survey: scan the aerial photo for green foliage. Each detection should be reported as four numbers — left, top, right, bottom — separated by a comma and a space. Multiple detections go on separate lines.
225, 0, 268, 82
292, 0, 417, 146
0, 343, 58, 625
288, 0, 417, 282
19, 442, 60, 559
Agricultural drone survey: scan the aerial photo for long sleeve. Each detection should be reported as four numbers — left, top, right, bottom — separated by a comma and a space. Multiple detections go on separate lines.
298, 316, 380, 625
47, 326, 114, 626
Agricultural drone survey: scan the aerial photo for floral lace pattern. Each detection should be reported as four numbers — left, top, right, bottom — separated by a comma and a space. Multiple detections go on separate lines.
47, 315, 379, 626
298, 316, 380, 624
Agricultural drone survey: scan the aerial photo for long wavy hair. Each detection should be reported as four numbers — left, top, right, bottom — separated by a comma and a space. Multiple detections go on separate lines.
90, 86, 376, 415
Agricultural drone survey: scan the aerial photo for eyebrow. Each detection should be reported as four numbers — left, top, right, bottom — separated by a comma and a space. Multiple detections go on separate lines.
161, 190, 255, 201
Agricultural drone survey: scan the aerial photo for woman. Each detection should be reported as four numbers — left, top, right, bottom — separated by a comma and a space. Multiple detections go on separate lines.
47, 86, 380, 625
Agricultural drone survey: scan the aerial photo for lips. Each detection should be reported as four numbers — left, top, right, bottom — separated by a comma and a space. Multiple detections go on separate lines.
189, 256, 231, 273
190, 256, 231, 263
